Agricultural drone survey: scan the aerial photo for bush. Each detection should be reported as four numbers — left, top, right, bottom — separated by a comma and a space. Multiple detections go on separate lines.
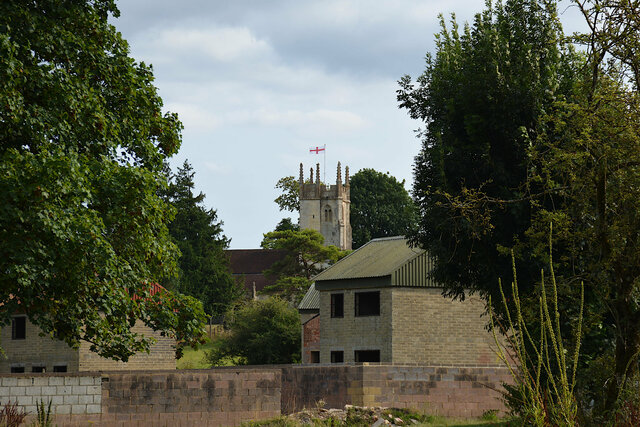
208, 297, 301, 365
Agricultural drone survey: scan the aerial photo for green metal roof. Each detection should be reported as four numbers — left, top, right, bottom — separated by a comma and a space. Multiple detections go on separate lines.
312, 236, 440, 287
297, 282, 319, 310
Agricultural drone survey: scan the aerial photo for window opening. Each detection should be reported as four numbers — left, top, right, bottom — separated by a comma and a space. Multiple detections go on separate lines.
324, 206, 332, 222
330, 293, 344, 318
355, 291, 380, 316
310, 351, 320, 363
53, 365, 67, 373
330, 351, 344, 363
10, 366, 25, 373
12, 316, 26, 340
32, 366, 45, 373
355, 350, 381, 363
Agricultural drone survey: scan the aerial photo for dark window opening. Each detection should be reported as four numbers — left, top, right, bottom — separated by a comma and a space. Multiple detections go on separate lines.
355, 291, 380, 316
331, 293, 344, 318
310, 351, 320, 363
324, 206, 332, 222
53, 365, 67, 373
12, 317, 26, 340
32, 366, 45, 373
10, 366, 24, 373
330, 351, 344, 363
355, 350, 381, 363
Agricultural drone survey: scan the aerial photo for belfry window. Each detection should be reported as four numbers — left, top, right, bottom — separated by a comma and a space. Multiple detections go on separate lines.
324, 206, 332, 222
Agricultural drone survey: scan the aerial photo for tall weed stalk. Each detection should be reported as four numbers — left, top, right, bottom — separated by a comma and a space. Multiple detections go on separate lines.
489, 224, 583, 426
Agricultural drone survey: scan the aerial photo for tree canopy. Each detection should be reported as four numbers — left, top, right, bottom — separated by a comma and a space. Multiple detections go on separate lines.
0, 0, 205, 360
260, 229, 345, 303
207, 297, 301, 365
397, 0, 575, 300
349, 168, 417, 249
162, 161, 242, 317
399, 0, 640, 416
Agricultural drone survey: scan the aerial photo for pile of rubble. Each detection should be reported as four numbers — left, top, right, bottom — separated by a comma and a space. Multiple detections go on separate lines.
286, 404, 423, 426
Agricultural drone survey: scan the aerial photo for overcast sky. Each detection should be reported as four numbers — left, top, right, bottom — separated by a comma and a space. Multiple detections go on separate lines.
112, 0, 583, 249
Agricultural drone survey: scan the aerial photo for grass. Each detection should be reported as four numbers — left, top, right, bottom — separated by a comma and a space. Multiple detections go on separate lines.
177, 337, 242, 369
176, 339, 216, 369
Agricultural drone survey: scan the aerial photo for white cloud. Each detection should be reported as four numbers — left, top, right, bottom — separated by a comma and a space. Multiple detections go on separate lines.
158, 27, 272, 62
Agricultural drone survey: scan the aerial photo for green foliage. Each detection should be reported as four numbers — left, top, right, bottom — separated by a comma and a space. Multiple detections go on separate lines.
261, 229, 344, 279
260, 229, 346, 303
490, 226, 583, 426
274, 176, 300, 212
162, 161, 242, 316
0, 0, 205, 360
274, 217, 300, 232
35, 399, 53, 427
207, 298, 301, 365
398, 0, 576, 300
262, 276, 311, 306
349, 168, 417, 249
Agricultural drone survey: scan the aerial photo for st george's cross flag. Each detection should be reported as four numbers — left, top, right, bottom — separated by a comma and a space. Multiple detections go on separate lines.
309, 145, 325, 154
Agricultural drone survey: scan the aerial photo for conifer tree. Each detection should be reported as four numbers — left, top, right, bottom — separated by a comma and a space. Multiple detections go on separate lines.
163, 161, 242, 317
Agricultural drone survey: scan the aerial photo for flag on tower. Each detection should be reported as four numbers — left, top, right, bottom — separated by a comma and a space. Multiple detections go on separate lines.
309, 145, 326, 154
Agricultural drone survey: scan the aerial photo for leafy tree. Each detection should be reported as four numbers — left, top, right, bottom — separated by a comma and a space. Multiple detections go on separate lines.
207, 297, 301, 365
350, 169, 417, 249
274, 176, 300, 212
162, 161, 242, 317
0, 0, 205, 360
397, 0, 575, 300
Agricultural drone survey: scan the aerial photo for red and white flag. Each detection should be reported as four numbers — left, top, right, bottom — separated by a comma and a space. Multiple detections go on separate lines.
309, 145, 326, 154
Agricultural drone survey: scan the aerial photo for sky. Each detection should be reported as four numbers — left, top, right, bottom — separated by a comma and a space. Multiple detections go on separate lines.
112, 0, 583, 249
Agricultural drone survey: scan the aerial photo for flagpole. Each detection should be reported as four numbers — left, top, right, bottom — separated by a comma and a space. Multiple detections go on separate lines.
323, 144, 326, 184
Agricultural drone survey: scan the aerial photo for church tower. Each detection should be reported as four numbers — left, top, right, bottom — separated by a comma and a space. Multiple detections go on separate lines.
299, 162, 352, 251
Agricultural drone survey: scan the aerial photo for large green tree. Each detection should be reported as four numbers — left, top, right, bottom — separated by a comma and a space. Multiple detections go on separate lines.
0, 0, 205, 360
162, 161, 242, 317
397, 0, 575, 300
350, 169, 417, 249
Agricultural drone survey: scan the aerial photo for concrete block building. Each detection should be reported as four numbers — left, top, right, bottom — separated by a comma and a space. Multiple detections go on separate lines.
0, 284, 176, 373
299, 236, 499, 365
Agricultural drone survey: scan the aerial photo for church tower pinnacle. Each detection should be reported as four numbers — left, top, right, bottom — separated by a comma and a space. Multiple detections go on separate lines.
298, 162, 352, 250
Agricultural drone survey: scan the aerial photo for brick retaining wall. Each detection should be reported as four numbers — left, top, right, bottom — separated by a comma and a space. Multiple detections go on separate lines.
0, 365, 511, 426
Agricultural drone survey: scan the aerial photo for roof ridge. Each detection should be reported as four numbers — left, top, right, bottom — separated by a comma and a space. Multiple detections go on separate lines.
369, 235, 405, 242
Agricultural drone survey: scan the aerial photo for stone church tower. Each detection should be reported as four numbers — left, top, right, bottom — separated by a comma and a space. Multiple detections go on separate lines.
299, 162, 352, 250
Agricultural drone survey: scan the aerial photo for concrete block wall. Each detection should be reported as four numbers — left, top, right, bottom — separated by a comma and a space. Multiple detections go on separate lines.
0, 365, 510, 425
391, 288, 499, 365
319, 287, 392, 363
0, 375, 101, 417
281, 364, 510, 417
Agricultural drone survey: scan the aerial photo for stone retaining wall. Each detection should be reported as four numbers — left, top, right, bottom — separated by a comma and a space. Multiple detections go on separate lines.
0, 365, 511, 426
